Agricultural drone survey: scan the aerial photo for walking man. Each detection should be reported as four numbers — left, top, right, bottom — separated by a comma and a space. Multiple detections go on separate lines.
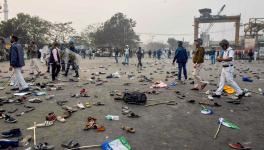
124, 45, 130, 65
49, 42, 61, 82
28, 41, 41, 75
148, 49, 152, 58
9, 35, 29, 92
172, 41, 188, 83
136, 47, 143, 70
114, 47, 119, 63
212, 39, 244, 99
64, 42, 79, 77
191, 38, 207, 90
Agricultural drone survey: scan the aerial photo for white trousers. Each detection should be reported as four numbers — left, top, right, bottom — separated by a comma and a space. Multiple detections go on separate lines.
192, 64, 204, 87
30, 58, 40, 74
14, 68, 28, 90
215, 66, 243, 95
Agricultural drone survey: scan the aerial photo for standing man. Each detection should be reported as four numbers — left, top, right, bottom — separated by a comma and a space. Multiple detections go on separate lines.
212, 39, 244, 99
210, 47, 216, 64
148, 49, 152, 58
64, 42, 79, 77
172, 41, 188, 83
248, 49, 253, 62
28, 41, 41, 75
9, 35, 29, 92
136, 47, 143, 70
191, 38, 207, 90
124, 45, 130, 65
114, 47, 119, 63
49, 42, 61, 82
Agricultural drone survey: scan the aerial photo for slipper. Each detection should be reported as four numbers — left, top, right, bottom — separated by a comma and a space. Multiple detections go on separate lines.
122, 107, 131, 115
20, 135, 32, 146
61, 140, 80, 149
28, 98, 42, 103
57, 116, 66, 123
77, 102, 85, 109
97, 125, 106, 132
34, 142, 54, 150
93, 102, 105, 106
25, 108, 35, 113
200, 83, 207, 90
228, 143, 251, 150
122, 126, 135, 133
62, 111, 71, 119
62, 106, 78, 112
187, 100, 196, 104
114, 97, 123, 101
85, 102, 92, 108
127, 112, 140, 118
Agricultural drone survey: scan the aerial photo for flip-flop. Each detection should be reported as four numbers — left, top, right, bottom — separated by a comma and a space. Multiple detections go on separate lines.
127, 112, 140, 118
57, 116, 66, 123
122, 126, 135, 133
228, 143, 251, 150
85, 102, 92, 108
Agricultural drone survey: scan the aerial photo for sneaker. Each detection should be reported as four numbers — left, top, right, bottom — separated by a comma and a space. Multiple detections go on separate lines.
232, 92, 245, 100
1, 128, 22, 138
46, 112, 56, 122
4, 115, 17, 123
19, 87, 30, 93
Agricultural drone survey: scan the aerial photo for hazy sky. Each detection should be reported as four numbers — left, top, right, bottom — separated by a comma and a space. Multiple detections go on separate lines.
3, 0, 264, 43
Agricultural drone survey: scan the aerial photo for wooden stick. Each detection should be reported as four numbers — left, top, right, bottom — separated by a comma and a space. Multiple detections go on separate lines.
33, 122, 37, 145
66, 145, 101, 150
214, 123, 221, 139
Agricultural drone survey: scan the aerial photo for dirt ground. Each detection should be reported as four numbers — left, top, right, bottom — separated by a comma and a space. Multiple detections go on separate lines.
0, 56, 264, 150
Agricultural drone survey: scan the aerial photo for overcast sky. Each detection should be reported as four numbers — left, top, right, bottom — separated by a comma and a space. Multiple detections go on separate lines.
3, 0, 263, 43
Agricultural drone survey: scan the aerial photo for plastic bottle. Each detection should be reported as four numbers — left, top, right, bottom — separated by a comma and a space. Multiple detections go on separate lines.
105, 115, 119, 121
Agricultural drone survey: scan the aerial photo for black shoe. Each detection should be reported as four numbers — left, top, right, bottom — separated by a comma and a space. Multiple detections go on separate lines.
236, 92, 245, 99
4, 115, 17, 123
212, 93, 221, 98
19, 87, 30, 93
73, 74, 79, 78
1, 128, 22, 138
10, 87, 19, 91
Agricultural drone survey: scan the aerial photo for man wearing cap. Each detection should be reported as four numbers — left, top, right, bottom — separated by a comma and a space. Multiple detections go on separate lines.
172, 41, 188, 83
212, 39, 244, 99
9, 36, 29, 92
191, 38, 207, 90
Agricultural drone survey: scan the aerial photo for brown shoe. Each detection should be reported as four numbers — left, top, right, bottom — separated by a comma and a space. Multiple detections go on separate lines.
191, 87, 199, 91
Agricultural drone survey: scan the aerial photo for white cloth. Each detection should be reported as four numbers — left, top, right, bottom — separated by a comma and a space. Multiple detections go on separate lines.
125, 48, 129, 55
14, 68, 28, 90
192, 64, 204, 87
222, 47, 234, 66
215, 66, 243, 95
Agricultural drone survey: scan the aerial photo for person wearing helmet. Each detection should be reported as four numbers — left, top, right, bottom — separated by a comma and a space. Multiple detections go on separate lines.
191, 38, 207, 90
212, 39, 244, 99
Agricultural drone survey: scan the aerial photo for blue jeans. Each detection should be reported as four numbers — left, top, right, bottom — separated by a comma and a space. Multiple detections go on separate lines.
115, 55, 118, 63
210, 55, 216, 64
0, 139, 19, 149
125, 54, 129, 65
178, 63, 187, 80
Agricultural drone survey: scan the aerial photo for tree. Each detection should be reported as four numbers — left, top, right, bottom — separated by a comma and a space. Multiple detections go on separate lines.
0, 13, 51, 45
48, 22, 76, 43
90, 12, 140, 48
80, 23, 101, 47
144, 42, 168, 50
167, 38, 178, 50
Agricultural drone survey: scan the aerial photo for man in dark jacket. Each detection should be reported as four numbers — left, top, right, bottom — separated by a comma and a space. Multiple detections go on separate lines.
136, 47, 143, 70
9, 35, 29, 92
172, 41, 188, 82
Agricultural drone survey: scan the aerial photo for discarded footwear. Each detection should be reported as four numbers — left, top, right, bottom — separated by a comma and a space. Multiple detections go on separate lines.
4, 115, 17, 123
77, 102, 85, 109
127, 112, 140, 118
61, 140, 80, 149
191, 87, 199, 91
1, 128, 21, 138
93, 102, 105, 106
200, 83, 207, 90
34, 142, 55, 150
28, 98, 42, 103
122, 126, 136, 133
46, 112, 56, 122
187, 100, 196, 104
212, 93, 221, 98
228, 143, 251, 150
97, 125, 106, 132
20, 135, 32, 146
85, 102, 92, 108
57, 116, 66, 123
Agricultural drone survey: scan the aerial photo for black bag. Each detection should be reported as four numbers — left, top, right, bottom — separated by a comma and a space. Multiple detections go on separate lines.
123, 92, 147, 105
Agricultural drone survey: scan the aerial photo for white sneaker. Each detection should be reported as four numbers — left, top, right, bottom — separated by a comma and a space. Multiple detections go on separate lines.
77, 102, 85, 109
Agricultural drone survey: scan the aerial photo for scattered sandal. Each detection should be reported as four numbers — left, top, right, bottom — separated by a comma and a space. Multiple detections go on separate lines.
122, 126, 136, 133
